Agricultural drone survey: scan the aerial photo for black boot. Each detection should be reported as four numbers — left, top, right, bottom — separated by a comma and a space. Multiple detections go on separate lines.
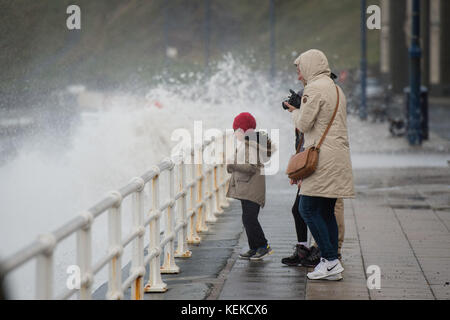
300, 245, 321, 267
281, 244, 310, 266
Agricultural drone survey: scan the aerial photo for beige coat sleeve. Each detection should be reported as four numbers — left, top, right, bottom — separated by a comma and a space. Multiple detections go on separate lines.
291, 87, 322, 133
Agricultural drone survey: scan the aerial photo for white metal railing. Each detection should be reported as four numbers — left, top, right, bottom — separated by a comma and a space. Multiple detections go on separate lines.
0, 133, 231, 300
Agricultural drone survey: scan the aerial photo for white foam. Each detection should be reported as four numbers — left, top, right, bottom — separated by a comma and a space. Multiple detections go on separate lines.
0, 55, 291, 298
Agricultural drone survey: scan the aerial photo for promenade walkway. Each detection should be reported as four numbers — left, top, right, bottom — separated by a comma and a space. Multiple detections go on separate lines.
95, 165, 449, 300
217, 173, 307, 300
92, 114, 450, 300
219, 167, 450, 300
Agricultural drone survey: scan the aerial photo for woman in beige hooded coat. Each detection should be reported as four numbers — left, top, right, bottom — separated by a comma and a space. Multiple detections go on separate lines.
286, 49, 354, 280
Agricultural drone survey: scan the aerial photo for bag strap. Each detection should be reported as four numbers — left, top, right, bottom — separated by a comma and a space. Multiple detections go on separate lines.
295, 129, 303, 153
296, 85, 340, 153
316, 85, 340, 150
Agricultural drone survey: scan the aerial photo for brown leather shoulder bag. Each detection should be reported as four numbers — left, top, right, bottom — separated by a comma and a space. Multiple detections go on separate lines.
286, 85, 340, 181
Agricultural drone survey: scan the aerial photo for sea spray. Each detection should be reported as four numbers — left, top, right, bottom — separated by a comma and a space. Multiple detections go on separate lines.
0, 54, 296, 298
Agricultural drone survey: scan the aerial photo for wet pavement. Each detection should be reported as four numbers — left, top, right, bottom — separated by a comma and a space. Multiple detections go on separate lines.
93, 164, 450, 300
92, 109, 450, 300
218, 174, 307, 300
313, 167, 450, 300
219, 166, 450, 300
93, 198, 244, 300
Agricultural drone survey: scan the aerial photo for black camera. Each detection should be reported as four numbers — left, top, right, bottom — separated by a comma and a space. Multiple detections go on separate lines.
282, 89, 302, 110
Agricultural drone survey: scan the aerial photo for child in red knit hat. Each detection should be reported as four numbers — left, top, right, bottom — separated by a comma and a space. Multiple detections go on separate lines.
227, 112, 274, 260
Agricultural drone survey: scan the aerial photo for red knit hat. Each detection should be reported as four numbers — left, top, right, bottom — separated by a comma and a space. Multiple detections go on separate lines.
233, 112, 256, 132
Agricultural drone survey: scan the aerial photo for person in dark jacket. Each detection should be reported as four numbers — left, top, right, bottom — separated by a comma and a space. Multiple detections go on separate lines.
281, 128, 321, 267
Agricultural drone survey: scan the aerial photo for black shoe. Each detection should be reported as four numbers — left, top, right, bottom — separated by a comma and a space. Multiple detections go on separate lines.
300, 246, 321, 267
281, 244, 310, 266
250, 245, 273, 261
239, 249, 257, 259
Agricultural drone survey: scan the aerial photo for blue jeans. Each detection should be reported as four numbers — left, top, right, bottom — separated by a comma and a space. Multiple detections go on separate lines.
298, 195, 338, 260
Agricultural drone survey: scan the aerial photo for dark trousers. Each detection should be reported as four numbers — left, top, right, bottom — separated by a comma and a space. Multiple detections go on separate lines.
292, 190, 308, 243
241, 200, 268, 250
298, 195, 338, 260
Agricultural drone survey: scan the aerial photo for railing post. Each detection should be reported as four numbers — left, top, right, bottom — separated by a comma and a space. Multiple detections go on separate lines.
220, 133, 230, 209
77, 212, 93, 300
213, 165, 224, 214
187, 151, 201, 244
131, 177, 145, 300
161, 162, 180, 274
144, 171, 167, 293
220, 163, 230, 209
175, 159, 192, 257
3, 130, 236, 300
196, 152, 208, 233
106, 191, 123, 300
205, 165, 217, 222
36, 233, 56, 299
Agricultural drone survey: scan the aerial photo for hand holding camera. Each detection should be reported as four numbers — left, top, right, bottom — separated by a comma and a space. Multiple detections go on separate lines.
282, 89, 303, 112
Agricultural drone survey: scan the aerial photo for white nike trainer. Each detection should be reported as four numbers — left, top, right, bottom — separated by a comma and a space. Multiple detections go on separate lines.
323, 273, 343, 281
307, 257, 344, 280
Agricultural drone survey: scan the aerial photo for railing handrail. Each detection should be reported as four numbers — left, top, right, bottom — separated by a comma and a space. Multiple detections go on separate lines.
0, 132, 232, 300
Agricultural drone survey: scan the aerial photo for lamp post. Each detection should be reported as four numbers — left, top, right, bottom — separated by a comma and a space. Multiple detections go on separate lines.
360, 0, 367, 120
204, 0, 211, 76
269, 0, 275, 80
163, 1, 169, 70
407, 0, 422, 145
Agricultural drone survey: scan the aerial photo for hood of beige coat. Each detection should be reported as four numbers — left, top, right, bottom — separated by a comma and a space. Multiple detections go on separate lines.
296, 49, 331, 83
